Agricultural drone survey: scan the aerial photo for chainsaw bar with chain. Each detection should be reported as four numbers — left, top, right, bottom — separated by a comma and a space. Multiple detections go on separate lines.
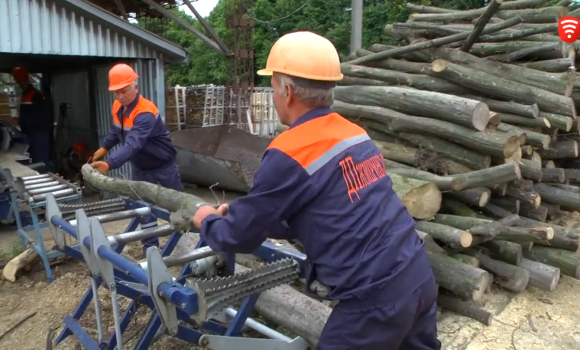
186, 258, 299, 323
59, 199, 126, 220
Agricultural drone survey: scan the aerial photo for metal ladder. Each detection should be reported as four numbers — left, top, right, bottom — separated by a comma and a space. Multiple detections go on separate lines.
202, 86, 225, 127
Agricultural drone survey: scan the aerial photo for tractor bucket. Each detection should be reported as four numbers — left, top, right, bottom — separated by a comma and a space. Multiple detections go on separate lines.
170, 125, 270, 193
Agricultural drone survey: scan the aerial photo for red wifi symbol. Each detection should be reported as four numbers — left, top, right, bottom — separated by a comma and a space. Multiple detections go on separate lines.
559, 17, 580, 44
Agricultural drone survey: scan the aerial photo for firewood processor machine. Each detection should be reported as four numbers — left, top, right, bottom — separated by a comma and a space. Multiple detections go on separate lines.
44, 193, 311, 349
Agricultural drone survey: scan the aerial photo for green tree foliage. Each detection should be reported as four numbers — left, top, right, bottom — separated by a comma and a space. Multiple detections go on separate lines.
138, 0, 484, 86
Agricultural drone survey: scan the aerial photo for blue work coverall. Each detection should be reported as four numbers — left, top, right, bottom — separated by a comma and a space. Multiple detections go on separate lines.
19, 85, 51, 164
200, 108, 440, 350
101, 94, 183, 250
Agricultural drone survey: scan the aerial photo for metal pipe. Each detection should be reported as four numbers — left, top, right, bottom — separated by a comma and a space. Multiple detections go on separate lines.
31, 188, 75, 202
139, 246, 218, 270
109, 225, 174, 245
51, 216, 79, 239
21, 174, 49, 181
27, 184, 67, 195
225, 308, 292, 342
24, 180, 59, 190
69, 207, 151, 227
23, 177, 54, 186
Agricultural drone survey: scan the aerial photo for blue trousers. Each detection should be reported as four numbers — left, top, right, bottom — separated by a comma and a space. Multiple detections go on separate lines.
132, 164, 183, 250
318, 274, 440, 350
27, 130, 51, 165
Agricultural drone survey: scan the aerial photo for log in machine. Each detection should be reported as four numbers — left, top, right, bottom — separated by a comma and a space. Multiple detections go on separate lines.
45, 193, 311, 349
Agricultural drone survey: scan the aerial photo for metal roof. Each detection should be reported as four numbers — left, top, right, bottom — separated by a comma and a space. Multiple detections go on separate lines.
0, 0, 188, 63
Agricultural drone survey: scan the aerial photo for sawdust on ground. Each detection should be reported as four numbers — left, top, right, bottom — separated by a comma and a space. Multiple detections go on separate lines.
1, 212, 580, 349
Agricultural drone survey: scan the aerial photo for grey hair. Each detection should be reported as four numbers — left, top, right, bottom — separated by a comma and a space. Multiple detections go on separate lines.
130, 78, 138, 89
276, 73, 334, 108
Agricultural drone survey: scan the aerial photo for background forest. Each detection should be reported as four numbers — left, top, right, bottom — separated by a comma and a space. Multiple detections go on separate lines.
138, 0, 490, 86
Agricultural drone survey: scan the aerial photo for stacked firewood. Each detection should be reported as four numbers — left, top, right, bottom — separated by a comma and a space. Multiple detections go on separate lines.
334, 0, 580, 325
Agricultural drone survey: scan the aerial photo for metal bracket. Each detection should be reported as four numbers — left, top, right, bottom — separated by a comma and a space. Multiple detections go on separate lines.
75, 210, 100, 277
89, 217, 115, 287
198, 335, 310, 350
46, 194, 66, 250
147, 247, 179, 336
117, 280, 149, 294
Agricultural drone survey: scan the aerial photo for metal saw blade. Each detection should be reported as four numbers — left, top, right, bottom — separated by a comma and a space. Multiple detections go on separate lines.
186, 258, 299, 323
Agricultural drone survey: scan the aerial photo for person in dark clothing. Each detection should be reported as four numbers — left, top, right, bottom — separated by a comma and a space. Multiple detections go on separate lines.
13, 67, 51, 165
189, 31, 441, 350
91, 63, 183, 255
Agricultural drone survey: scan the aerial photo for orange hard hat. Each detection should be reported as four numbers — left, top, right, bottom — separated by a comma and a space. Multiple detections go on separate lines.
12, 67, 29, 81
257, 31, 343, 82
108, 63, 139, 91
73, 141, 87, 155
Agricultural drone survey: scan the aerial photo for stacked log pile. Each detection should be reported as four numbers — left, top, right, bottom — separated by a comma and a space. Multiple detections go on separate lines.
335, 0, 580, 326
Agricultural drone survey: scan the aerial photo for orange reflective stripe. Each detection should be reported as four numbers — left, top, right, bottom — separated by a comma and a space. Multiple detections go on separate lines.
20, 88, 38, 104
268, 113, 370, 174
111, 96, 159, 130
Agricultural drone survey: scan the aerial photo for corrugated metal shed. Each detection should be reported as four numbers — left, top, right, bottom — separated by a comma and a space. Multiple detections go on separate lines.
0, 0, 188, 181
0, 0, 188, 62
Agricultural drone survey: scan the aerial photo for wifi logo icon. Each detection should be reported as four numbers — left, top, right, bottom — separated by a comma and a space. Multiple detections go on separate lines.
559, 17, 580, 43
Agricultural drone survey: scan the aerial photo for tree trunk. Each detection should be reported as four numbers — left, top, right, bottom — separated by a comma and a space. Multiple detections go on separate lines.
563, 169, 580, 184
518, 203, 549, 222
338, 76, 390, 87
523, 246, 580, 279
480, 240, 524, 265
389, 173, 442, 219
520, 58, 573, 72
427, 47, 571, 96
446, 187, 492, 207
417, 230, 447, 254
334, 86, 491, 131
541, 168, 565, 183
426, 250, 491, 301
518, 258, 560, 291
490, 197, 520, 214
537, 112, 573, 132
431, 214, 498, 236
398, 132, 491, 170
467, 250, 530, 292
385, 167, 460, 192
332, 100, 405, 127
498, 114, 551, 129
462, 95, 539, 118
450, 163, 522, 191
390, 116, 521, 159
451, 254, 481, 267
430, 59, 576, 117
415, 221, 473, 247
481, 202, 514, 218
340, 64, 468, 94
518, 217, 580, 251
437, 293, 493, 326
537, 140, 579, 159
517, 159, 543, 181
461, 0, 502, 52
504, 184, 541, 208
495, 226, 555, 244
535, 183, 580, 211
442, 198, 487, 218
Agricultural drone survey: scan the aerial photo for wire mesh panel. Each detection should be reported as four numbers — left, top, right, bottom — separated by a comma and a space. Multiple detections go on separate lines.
203, 86, 226, 126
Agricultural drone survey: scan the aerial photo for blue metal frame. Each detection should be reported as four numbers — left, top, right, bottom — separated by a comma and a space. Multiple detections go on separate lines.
7, 188, 82, 283
50, 197, 309, 349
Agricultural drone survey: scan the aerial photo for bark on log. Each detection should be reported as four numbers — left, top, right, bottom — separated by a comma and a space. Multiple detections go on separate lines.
537, 140, 579, 159
537, 112, 573, 132
550, 184, 580, 193
462, 95, 539, 118
504, 184, 541, 208
487, 42, 561, 62
390, 116, 521, 159
398, 132, 491, 170
428, 47, 570, 96
563, 169, 580, 184
481, 202, 515, 218
385, 167, 460, 191
495, 226, 554, 244
408, 0, 548, 22
449, 163, 522, 191
451, 254, 481, 267
426, 250, 491, 301
437, 293, 493, 326
490, 197, 520, 214
535, 183, 580, 211
431, 214, 500, 237
496, 6, 573, 23
518, 217, 580, 251
446, 187, 492, 207
480, 240, 523, 265
417, 230, 447, 254
389, 173, 442, 219
442, 198, 486, 218
521, 58, 574, 72
334, 86, 491, 131
466, 250, 530, 292
518, 258, 560, 291
461, 0, 502, 52
430, 59, 576, 117
415, 221, 473, 247
338, 76, 390, 87
479, 23, 558, 42
340, 64, 467, 94
523, 246, 580, 279
497, 114, 550, 129
541, 168, 565, 183
332, 100, 405, 127
3, 248, 39, 282
349, 17, 522, 66
518, 159, 543, 181
518, 203, 549, 222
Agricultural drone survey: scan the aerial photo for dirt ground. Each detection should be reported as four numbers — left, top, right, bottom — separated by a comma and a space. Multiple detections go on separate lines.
1, 200, 580, 349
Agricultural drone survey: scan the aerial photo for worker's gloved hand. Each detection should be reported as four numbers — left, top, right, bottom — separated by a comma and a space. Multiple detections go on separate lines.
91, 161, 109, 175
170, 209, 193, 232
310, 280, 331, 298
92, 147, 108, 162
193, 205, 221, 228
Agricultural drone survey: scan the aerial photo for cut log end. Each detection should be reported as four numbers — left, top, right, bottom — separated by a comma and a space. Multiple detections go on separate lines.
504, 136, 523, 159
432, 59, 447, 73
473, 102, 492, 131
461, 231, 474, 247
479, 190, 491, 207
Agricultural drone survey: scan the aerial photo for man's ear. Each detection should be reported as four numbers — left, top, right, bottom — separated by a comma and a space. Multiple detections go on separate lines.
285, 85, 293, 106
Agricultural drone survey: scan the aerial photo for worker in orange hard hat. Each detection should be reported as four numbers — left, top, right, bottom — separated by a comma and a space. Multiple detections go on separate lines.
189, 31, 440, 350
91, 63, 183, 257
12, 66, 52, 165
